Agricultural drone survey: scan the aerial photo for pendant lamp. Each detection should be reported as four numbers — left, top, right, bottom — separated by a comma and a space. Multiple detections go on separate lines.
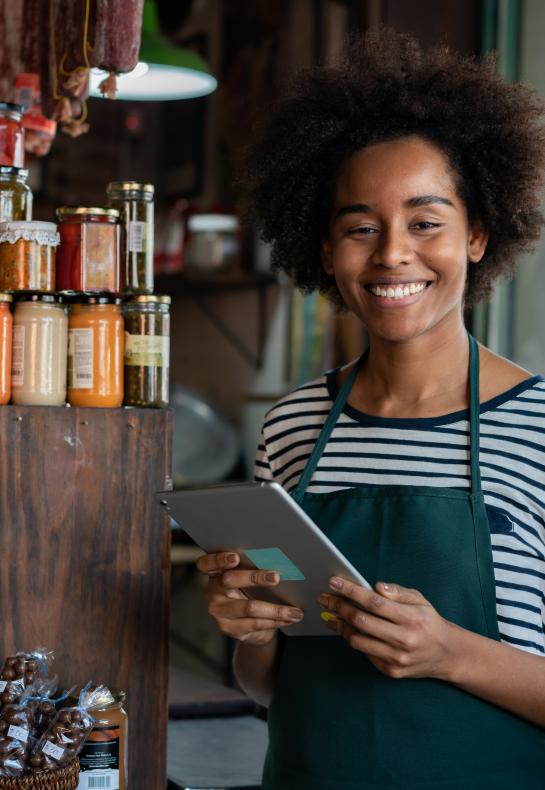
89, 0, 217, 101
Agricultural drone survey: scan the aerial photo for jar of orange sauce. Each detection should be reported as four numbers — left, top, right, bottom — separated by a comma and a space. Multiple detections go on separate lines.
0, 293, 12, 404
67, 297, 123, 408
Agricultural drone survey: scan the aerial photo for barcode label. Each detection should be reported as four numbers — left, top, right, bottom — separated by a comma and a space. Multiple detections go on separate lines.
128, 220, 146, 253
68, 329, 93, 389
89, 779, 111, 788
11, 324, 25, 386
79, 775, 115, 789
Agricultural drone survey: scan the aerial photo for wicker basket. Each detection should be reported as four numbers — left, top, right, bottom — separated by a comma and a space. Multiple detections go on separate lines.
0, 760, 79, 790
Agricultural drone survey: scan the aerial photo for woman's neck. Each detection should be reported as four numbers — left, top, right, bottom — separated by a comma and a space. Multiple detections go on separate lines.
352, 323, 471, 418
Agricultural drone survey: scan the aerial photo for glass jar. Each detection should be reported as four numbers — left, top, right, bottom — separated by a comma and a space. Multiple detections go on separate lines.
0, 221, 58, 292
184, 214, 240, 274
0, 166, 32, 222
0, 293, 12, 405
71, 688, 128, 790
67, 297, 124, 408
0, 103, 24, 168
11, 295, 67, 406
106, 181, 154, 295
56, 207, 120, 295
123, 295, 170, 408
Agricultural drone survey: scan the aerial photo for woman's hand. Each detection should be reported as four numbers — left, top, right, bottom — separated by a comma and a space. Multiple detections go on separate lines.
197, 551, 304, 647
317, 578, 455, 680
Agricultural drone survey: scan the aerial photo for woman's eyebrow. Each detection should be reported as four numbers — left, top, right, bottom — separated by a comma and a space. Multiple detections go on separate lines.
334, 194, 454, 219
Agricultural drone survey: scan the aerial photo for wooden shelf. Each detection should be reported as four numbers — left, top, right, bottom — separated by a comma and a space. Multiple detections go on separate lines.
154, 270, 277, 296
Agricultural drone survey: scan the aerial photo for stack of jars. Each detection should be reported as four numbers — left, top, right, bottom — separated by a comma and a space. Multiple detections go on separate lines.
0, 179, 171, 409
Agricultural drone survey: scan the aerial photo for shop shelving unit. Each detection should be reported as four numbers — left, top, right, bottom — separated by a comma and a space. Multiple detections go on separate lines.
0, 404, 172, 789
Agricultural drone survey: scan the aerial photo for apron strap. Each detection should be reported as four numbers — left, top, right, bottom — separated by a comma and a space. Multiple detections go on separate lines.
292, 333, 482, 502
468, 333, 482, 495
291, 353, 367, 505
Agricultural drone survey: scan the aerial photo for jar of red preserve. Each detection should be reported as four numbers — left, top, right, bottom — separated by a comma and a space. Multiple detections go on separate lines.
56, 207, 120, 294
0, 103, 25, 167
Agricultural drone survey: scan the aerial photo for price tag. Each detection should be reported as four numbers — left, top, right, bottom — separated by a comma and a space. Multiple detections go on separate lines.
42, 740, 64, 760
7, 725, 29, 742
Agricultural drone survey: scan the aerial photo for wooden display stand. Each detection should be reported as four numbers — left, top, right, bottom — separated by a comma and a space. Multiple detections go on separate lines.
0, 405, 172, 789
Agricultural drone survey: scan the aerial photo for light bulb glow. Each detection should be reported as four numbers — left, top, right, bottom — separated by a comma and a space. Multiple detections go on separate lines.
89, 63, 217, 101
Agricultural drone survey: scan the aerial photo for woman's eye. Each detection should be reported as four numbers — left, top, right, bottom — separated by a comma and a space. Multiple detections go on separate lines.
412, 221, 442, 231
348, 226, 377, 236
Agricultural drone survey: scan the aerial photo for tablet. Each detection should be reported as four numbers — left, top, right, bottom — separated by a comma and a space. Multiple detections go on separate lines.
157, 481, 372, 637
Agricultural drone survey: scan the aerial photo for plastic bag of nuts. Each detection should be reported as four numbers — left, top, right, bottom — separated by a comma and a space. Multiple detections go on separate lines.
0, 693, 35, 777
0, 678, 24, 712
28, 684, 108, 773
0, 647, 54, 688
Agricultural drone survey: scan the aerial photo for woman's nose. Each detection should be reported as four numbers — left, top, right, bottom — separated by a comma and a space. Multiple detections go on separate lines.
372, 227, 413, 268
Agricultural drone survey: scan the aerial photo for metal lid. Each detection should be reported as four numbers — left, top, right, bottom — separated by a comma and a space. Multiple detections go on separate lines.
0, 293, 12, 303
0, 221, 59, 247
0, 102, 23, 117
15, 293, 57, 303
124, 294, 171, 305
0, 166, 28, 179
57, 207, 120, 219
107, 181, 154, 196
74, 296, 122, 305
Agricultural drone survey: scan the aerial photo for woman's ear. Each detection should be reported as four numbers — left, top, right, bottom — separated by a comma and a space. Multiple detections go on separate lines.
321, 239, 334, 275
467, 221, 488, 264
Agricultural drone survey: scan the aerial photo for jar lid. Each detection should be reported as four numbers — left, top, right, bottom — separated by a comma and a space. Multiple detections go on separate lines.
188, 214, 239, 233
0, 292, 13, 303
107, 181, 154, 196
77, 296, 122, 305
124, 294, 171, 305
57, 207, 120, 219
15, 293, 57, 303
69, 686, 125, 710
0, 102, 23, 117
0, 221, 60, 246
0, 166, 28, 179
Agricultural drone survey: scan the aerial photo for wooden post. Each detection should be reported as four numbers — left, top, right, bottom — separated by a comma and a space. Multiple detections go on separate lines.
0, 405, 172, 789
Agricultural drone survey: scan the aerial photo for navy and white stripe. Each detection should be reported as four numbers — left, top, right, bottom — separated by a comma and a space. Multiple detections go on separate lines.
255, 371, 545, 656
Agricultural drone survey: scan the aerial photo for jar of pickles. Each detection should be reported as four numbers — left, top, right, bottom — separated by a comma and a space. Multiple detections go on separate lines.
11, 294, 68, 406
106, 181, 154, 295
68, 297, 124, 408
0, 166, 32, 222
56, 207, 120, 295
0, 221, 58, 292
123, 295, 170, 408
0, 293, 12, 404
0, 103, 24, 167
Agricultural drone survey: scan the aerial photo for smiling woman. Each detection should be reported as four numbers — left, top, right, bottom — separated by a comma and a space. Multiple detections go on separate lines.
196, 29, 545, 790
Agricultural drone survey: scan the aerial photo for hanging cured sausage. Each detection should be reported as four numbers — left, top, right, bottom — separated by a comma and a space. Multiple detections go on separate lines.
0, 0, 144, 140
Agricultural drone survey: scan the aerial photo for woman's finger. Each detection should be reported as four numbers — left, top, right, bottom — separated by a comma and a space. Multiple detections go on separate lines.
196, 551, 240, 576
326, 578, 410, 624
221, 568, 279, 589
317, 594, 404, 645
209, 596, 303, 624
222, 618, 302, 638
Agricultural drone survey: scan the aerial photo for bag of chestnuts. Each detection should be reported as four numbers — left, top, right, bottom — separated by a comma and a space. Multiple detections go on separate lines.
28, 684, 108, 773
0, 687, 37, 777
0, 648, 54, 689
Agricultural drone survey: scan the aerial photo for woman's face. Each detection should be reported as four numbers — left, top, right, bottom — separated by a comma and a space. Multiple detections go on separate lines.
322, 136, 488, 344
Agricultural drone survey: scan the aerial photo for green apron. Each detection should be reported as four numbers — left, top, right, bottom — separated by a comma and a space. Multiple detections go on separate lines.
263, 335, 545, 789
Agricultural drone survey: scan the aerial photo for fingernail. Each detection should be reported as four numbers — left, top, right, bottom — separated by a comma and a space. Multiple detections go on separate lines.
326, 618, 338, 632
320, 611, 337, 623
329, 577, 343, 590
265, 572, 277, 583
381, 582, 391, 591
225, 553, 238, 564
317, 594, 328, 606
288, 609, 304, 621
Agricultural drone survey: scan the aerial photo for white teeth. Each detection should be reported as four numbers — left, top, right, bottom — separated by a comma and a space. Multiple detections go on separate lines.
368, 282, 427, 299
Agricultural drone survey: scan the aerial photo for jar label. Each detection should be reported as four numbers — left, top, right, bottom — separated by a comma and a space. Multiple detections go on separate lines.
78, 724, 120, 789
68, 328, 94, 389
42, 740, 64, 760
7, 724, 28, 743
11, 324, 24, 386
128, 220, 147, 253
124, 333, 169, 367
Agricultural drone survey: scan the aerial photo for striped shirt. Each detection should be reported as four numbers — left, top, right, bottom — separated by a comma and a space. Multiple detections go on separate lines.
255, 370, 545, 656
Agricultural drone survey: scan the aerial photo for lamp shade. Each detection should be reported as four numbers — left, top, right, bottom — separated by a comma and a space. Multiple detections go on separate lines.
89, 0, 217, 101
